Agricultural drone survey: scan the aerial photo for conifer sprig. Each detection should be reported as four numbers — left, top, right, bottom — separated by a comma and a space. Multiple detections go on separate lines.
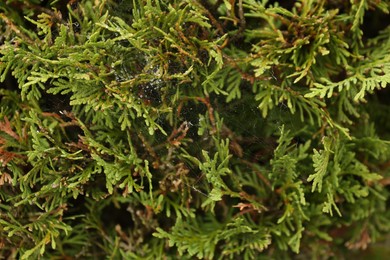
1, 0, 390, 258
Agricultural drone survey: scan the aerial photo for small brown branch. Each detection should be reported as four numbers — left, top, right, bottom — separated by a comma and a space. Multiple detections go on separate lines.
137, 132, 160, 167
195, 96, 216, 130
194, 0, 225, 35
239, 159, 272, 189
0, 116, 20, 141
229, 0, 247, 43
168, 121, 190, 147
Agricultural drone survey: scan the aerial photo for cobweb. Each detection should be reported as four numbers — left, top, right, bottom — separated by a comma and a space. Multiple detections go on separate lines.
178, 99, 299, 199
42, 22, 300, 199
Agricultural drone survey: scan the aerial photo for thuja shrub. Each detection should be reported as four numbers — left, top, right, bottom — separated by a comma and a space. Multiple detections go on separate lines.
1, 0, 390, 258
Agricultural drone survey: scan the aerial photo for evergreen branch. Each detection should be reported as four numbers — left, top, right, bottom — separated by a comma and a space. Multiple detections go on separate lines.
307, 136, 333, 193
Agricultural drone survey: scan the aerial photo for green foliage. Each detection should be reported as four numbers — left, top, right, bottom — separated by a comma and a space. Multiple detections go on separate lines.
1, 0, 390, 258
155, 216, 271, 259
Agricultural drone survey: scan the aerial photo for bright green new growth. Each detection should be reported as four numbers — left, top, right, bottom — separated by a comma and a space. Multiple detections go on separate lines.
0, 0, 390, 259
